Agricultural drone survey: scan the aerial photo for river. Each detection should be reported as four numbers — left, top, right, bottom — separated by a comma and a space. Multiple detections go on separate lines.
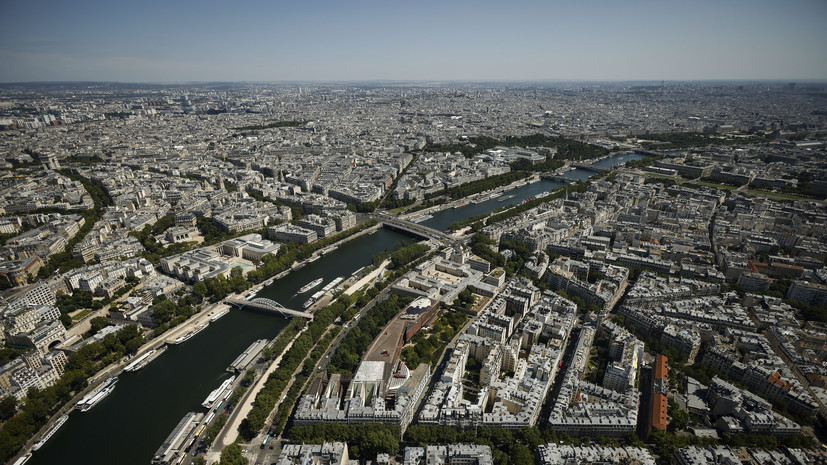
421, 152, 645, 231
28, 228, 415, 465
27, 151, 644, 465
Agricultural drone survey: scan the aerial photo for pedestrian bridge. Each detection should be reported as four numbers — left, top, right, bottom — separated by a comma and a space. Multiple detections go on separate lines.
226, 297, 313, 319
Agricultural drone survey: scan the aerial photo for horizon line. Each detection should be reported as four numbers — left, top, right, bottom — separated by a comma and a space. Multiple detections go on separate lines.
1, 78, 827, 86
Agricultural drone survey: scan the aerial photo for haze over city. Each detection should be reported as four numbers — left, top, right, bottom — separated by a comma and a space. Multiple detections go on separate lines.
1, 2, 827, 465
2, 0, 827, 82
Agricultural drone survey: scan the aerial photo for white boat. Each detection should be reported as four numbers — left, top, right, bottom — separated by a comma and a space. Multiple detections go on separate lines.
125, 346, 167, 372
172, 323, 208, 345
32, 414, 69, 451
210, 307, 230, 322
124, 349, 156, 372
410, 214, 433, 223
76, 377, 118, 412
76, 376, 118, 411
201, 376, 236, 409
321, 277, 344, 292
11, 453, 31, 465
305, 290, 327, 309
298, 278, 324, 294
274, 269, 290, 279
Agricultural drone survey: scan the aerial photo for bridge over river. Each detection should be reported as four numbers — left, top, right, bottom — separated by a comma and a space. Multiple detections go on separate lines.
370, 212, 462, 246
226, 297, 313, 319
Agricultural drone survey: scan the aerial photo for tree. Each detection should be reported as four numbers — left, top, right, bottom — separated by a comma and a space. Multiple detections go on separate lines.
509, 444, 534, 465
125, 337, 143, 355
205, 275, 231, 302
219, 443, 248, 465
89, 316, 110, 335
515, 426, 544, 449
228, 266, 250, 293
192, 282, 207, 300
0, 396, 16, 421
152, 299, 176, 325
670, 406, 689, 432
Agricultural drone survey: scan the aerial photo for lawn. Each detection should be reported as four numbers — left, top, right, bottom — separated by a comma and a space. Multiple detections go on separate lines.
744, 189, 814, 201
71, 309, 93, 322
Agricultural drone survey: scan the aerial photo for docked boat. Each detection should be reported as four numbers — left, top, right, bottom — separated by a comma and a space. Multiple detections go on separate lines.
201, 376, 236, 409
210, 307, 230, 322
124, 349, 156, 372
11, 453, 31, 465
308, 256, 321, 263
32, 414, 69, 451
409, 213, 433, 224
172, 323, 208, 345
452, 201, 469, 209
274, 269, 290, 279
298, 278, 324, 294
321, 246, 338, 255
125, 346, 167, 372
80, 385, 116, 412
321, 277, 344, 292
489, 192, 502, 199
302, 297, 316, 309
76, 376, 118, 412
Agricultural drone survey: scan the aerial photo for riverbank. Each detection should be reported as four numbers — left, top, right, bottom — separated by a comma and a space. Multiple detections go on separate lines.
210, 323, 308, 459
344, 259, 390, 296
12, 297, 225, 464
399, 173, 541, 221
249, 222, 382, 300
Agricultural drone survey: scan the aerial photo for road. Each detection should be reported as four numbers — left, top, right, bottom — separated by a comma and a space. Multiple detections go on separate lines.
245, 284, 401, 465
708, 204, 722, 271
208, 324, 308, 463
637, 365, 654, 440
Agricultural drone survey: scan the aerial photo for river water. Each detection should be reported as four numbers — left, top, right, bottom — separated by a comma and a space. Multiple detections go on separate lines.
28, 228, 415, 465
421, 152, 645, 231
28, 151, 643, 465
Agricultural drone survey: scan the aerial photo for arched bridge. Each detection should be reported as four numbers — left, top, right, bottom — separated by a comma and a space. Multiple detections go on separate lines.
226, 297, 313, 319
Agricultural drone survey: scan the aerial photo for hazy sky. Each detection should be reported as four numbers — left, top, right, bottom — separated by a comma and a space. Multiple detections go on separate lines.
1, 0, 826, 82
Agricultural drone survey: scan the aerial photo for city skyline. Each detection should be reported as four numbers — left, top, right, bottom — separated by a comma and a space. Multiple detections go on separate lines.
2, 0, 827, 83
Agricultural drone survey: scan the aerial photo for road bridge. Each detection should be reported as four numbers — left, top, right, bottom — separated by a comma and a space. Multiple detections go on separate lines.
540, 173, 578, 184
370, 212, 460, 245
226, 297, 312, 319
571, 162, 611, 172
